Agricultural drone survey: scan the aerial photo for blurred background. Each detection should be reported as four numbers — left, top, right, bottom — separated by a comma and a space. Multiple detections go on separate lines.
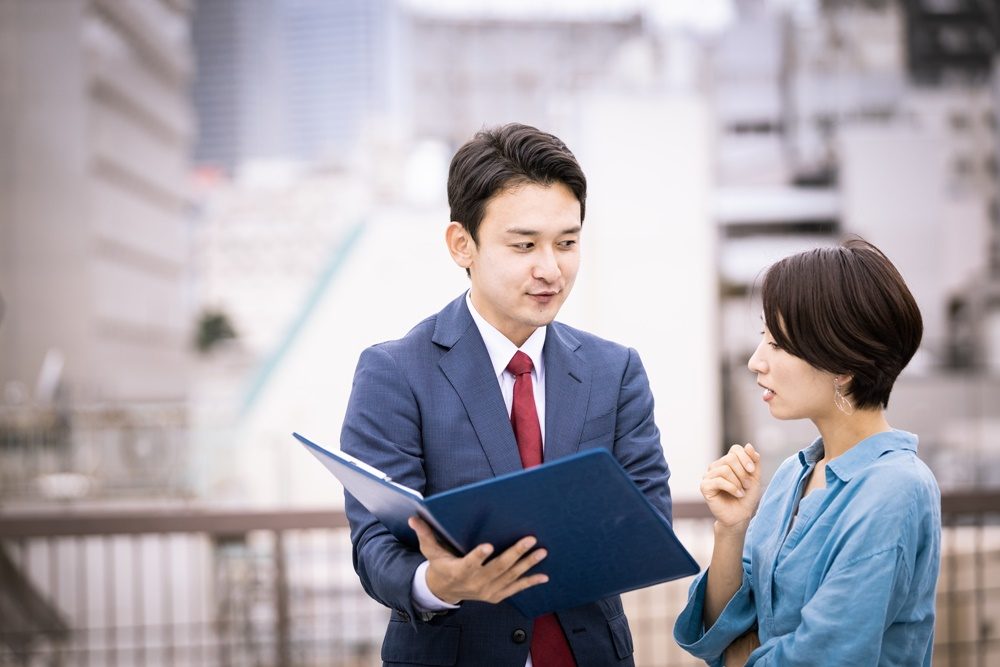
1, 0, 998, 664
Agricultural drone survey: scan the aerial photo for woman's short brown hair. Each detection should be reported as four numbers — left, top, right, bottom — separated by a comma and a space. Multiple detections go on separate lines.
761, 238, 923, 410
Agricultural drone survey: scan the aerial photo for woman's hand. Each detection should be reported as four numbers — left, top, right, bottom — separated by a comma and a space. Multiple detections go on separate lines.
701, 444, 763, 530
724, 629, 761, 666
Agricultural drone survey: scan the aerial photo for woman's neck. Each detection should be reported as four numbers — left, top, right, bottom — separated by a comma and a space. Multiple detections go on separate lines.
814, 409, 892, 461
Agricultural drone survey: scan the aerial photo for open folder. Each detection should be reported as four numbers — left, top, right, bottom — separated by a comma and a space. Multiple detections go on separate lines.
294, 432, 699, 618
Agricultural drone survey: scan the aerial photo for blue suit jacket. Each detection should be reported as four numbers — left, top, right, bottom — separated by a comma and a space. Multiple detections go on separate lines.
341, 294, 672, 666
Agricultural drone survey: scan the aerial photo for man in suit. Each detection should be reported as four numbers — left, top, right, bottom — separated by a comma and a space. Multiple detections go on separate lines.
341, 123, 672, 666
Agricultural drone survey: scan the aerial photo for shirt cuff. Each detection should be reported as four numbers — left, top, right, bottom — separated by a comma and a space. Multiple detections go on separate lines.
673, 568, 756, 665
411, 560, 462, 614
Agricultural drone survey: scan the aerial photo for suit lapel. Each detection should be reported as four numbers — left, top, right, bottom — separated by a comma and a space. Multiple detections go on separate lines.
543, 324, 590, 462
435, 297, 523, 477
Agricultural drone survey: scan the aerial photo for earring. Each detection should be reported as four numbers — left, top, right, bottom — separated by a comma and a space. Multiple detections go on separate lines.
834, 379, 854, 416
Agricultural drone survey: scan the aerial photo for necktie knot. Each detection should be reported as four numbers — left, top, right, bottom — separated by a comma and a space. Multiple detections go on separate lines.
506, 350, 534, 377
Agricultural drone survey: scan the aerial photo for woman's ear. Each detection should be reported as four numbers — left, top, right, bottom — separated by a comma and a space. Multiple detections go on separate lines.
445, 221, 474, 270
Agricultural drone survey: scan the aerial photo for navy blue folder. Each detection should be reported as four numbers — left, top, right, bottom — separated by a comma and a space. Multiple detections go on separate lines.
294, 432, 699, 618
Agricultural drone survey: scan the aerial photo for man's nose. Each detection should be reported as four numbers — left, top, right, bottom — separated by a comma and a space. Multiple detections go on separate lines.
533, 248, 560, 281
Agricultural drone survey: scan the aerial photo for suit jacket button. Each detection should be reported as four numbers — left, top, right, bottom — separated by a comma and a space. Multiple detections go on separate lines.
512, 628, 527, 644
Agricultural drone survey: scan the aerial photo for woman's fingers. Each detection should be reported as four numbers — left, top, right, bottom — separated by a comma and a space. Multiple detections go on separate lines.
706, 450, 757, 490
702, 443, 763, 502
707, 463, 745, 492
730, 444, 756, 474
701, 474, 746, 499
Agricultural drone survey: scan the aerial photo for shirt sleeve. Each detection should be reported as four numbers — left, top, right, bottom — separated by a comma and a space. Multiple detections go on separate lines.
748, 546, 909, 666
411, 560, 461, 615
673, 557, 758, 666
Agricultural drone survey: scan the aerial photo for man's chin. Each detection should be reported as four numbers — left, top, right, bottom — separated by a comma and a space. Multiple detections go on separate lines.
526, 310, 561, 328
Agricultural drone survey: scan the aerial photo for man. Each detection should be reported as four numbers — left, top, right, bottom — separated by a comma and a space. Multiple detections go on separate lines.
342, 123, 671, 666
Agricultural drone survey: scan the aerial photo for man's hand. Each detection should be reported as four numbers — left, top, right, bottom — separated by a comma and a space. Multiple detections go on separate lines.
409, 516, 549, 605
724, 629, 761, 667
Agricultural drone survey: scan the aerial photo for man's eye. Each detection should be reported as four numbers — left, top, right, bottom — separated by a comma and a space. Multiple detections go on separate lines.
512, 243, 533, 250
559, 240, 577, 249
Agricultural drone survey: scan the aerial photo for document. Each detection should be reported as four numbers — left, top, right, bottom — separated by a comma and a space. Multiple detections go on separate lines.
294, 432, 699, 618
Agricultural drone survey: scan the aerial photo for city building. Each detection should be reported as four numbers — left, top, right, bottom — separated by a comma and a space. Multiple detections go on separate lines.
405, 7, 650, 148
712, 0, 1000, 486
0, 0, 194, 406
0, 0, 195, 503
191, 0, 402, 174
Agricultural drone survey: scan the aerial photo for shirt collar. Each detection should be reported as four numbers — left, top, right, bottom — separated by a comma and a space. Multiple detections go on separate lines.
465, 290, 546, 380
797, 429, 918, 482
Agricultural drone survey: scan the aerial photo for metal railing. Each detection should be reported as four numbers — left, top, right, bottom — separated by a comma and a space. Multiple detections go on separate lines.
0, 494, 997, 667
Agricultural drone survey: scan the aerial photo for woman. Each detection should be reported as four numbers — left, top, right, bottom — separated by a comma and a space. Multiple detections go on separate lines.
674, 239, 941, 666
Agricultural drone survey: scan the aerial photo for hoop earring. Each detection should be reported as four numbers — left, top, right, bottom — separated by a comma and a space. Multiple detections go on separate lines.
834, 380, 854, 416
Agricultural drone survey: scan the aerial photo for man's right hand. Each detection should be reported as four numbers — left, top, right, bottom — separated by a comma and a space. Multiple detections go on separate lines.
409, 516, 549, 605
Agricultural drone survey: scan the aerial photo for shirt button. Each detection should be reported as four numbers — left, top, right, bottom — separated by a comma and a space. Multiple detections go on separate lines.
512, 628, 527, 644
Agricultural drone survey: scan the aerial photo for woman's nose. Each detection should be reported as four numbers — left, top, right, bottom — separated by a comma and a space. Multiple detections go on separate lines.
748, 343, 767, 374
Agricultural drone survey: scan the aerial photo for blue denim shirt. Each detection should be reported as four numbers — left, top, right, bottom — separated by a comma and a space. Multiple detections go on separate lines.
674, 430, 941, 666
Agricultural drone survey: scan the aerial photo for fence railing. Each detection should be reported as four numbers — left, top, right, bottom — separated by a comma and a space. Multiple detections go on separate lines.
0, 493, 997, 667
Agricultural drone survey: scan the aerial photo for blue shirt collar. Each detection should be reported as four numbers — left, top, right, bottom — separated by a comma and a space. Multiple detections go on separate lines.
797, 429, 919, 482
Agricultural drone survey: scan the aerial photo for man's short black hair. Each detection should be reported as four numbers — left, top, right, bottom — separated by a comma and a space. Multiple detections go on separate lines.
761, 238, 923, 410
447, 123, 587, 243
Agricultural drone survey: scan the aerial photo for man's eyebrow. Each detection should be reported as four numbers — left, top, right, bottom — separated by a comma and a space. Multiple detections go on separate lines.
504, 225, 582, 236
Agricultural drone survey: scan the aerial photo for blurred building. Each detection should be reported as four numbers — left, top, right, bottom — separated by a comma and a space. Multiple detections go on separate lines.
713, 0, 1000, 485
0, 0, 194, 405
194, 170, 373, 361
406, 8, 650, 148
191, 0, 403, 174
0, 0, 195, 505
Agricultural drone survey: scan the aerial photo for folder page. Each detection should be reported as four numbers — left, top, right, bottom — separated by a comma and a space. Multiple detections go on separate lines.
294, 433, 461, 553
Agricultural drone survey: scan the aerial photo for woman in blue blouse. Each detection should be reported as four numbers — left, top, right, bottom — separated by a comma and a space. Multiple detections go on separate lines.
674, 239, 941, 666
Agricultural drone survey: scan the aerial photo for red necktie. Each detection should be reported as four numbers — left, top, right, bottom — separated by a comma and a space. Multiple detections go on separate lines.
506, 351, 576, 667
